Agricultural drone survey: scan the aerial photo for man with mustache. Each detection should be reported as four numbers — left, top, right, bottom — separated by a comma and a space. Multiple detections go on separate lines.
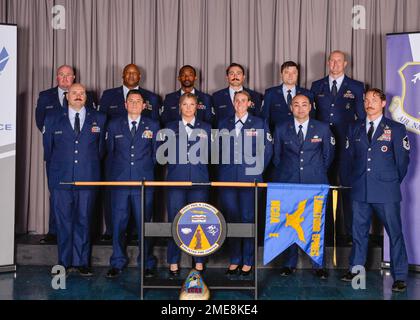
161, 65, 212, 126
340, 88, 410, 293
212, 63, 262, 126
35, 65, 96, 245
43, 83, 106, 276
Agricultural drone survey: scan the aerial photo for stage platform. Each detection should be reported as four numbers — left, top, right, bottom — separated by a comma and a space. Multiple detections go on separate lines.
15, 235, 382, 270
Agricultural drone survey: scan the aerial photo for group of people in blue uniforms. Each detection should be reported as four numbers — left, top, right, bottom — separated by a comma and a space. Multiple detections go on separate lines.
37, 50, 411, 292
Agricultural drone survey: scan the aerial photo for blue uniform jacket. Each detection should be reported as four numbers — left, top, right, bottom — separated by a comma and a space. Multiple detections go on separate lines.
161, 89, 213, 126
272, 119, 335, 184
261, 84, 314, 129
106, 116, 160, 182
311, 76, 365, 159
344, 117, 410, 203
43, 107, 106, 190
36, 86, 96, 131
163, 120, 212, 182
99, 86, 161, 121
216, 114, 273, 182
212, 87, 263, 125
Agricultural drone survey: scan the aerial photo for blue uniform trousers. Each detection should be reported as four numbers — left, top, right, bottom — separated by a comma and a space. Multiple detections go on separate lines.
51, 189, 97, 268
46, 161, 56, 235
220, 187, 256, 266
110, 189, 156, 269
350, 201, 408, 281
167, 187, 209, 264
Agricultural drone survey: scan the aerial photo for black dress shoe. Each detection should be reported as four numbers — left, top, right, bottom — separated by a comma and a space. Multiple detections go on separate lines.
314, 268, 329, 279
106, 268, 122, 278
240, 266, 253, 276
392, 280, 407, 292
225, 265, 241, 275
40, 234, 57, 244
168, 267, 180, 277
144, 269, 155, 278
279, 267, 295, 276
77, 267, 93, 277
100, 234, 112, 242
341, 271, 357, 282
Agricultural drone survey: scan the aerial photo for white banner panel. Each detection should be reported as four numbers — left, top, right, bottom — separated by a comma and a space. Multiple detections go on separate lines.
0, 24, 17, 271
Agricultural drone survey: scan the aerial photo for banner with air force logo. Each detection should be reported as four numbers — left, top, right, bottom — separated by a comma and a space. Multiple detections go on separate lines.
386, 32, 420, 266
263, 183, 329, 266
0, 24, 17, 271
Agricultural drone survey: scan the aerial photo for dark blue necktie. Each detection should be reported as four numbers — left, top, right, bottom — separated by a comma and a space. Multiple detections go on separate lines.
131, 121, 137, 137
287, 89, 292, 108
367, 121, 374, 143
74, 113, 80, 135
332, 80, 338, 97
297, 124, 304, 146
186, 123, 194, 129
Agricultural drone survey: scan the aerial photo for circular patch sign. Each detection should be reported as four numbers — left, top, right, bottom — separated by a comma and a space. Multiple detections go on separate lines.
173, 202, 227, 257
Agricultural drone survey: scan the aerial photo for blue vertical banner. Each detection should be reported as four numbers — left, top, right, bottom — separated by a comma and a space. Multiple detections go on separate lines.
386, 32, 420, 267
263, 183, 329, 266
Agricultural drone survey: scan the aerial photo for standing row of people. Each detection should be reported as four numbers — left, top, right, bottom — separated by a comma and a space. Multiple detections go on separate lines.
37, 50, 410, 292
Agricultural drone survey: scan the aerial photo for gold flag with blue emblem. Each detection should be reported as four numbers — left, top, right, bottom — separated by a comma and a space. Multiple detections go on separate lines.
263, 183, 329, 266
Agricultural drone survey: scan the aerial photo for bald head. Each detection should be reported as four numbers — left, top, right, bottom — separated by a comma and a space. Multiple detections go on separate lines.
123, 64, 141, 88
67, 83, 87, 111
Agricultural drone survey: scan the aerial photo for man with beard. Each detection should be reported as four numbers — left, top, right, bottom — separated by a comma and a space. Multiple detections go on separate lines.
161, 65, 213, 126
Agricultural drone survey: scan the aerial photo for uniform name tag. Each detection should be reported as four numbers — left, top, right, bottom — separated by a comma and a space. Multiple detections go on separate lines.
245, 129, 258, 137
115, 134, 124, 139
54, 131, 63, 135
46, 105, 54, 109
142, 130, 153, 139
110, 105, 118, 109
218, 105, 227, 109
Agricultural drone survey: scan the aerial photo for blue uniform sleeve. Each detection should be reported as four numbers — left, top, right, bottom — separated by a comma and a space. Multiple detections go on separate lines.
98, 115, 107, 160
355, 82, 366, 121
340, 124, 355, 187
251, 91, 263, 118
105, 122, 115, 158
148, 94, 162, 122
160, 94, 171, 125
42, 115, 55, 162
393, 125, 410, 182
203, 95, 213, 124
35, 93, 48, 132
272, 124, 282, 169
323, 126, 335, 171
152, 121, 161, 165
263, 120, 274, 171
99, 91, 110, 115
260, 89, 271, 122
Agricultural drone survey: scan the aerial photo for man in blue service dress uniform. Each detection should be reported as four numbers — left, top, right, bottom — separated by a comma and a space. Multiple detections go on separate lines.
99, 63, 161, 121
212, 63, 262, 126
272, 94, 335, 279
35, 65, 96, 244
105, 89, 160, 279
341, 89, 410, 293
260, 61, 313, 131
99, 64, 161, 241
160, 93, 212, 276
161, 65, 212, 126
217, 90, 273, 276
311, 51, 365, 244
43, 83, 106, 276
